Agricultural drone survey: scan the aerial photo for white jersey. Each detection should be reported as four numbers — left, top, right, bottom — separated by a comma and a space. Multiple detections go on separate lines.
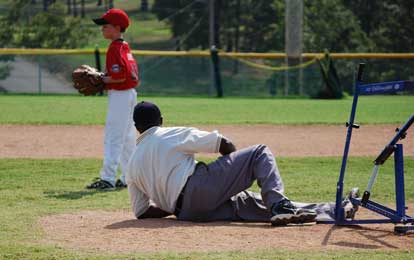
126, 126, 221, 217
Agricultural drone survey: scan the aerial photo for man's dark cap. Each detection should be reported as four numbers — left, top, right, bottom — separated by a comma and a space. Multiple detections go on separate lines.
133, 101, 162, 127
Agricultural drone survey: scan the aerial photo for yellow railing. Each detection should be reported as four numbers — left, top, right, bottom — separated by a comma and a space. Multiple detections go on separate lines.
1, 48, 414, 59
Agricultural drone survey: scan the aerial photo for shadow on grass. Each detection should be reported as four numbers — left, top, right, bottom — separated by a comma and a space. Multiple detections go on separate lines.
43, 188, 123, 200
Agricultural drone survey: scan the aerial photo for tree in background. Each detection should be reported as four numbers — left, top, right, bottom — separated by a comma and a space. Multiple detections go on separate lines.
81, 0, 85, 18
65, 0, 87, 17
66, 0, 71, 14
43, 0, 56, 11
73, 0, 78, 17
342, 0, 414, 51
96, 0, 114, 10
303, 0, 372, 53
141, 0, 149, 12
152, 0, 374, 96
151, 0, 376, 53
0, 0, 95, 82
343, 0, 414, 82
152, 0, 285, 52
238, 0, 284, 52
0, 1, 26, 83
152, 0, 209, 50
3, 1, 94, 48
301, 0, 374, 94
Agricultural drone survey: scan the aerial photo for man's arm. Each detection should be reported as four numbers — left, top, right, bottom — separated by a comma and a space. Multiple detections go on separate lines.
219, 137, 236, 155
128, 182, 170, 219
137, 206, 172, 219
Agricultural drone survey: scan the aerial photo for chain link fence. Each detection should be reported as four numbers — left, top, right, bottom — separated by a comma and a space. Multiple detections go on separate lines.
0, 50, 413, 97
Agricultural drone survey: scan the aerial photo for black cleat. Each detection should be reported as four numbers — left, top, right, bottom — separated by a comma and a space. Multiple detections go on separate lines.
86, 179, 115, 190
115, 179, 127, 188
270, 199, 317, 226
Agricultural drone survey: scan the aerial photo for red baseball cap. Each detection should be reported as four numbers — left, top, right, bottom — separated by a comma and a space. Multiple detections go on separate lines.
93, 8, 130, 30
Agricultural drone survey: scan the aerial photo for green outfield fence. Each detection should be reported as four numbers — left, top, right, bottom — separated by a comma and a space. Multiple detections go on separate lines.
0, 48, 413, 96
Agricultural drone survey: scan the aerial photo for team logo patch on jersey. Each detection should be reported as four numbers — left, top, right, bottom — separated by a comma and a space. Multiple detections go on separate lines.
111, 64, 120, 73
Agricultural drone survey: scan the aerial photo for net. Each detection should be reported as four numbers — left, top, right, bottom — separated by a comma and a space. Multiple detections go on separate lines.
0, 51, 413, 97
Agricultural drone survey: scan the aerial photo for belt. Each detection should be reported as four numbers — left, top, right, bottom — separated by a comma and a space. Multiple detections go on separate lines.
174, 163, 206, 216
174, 180, 188, 216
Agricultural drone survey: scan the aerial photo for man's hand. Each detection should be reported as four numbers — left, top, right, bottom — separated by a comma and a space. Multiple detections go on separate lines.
219, 137, 236, 155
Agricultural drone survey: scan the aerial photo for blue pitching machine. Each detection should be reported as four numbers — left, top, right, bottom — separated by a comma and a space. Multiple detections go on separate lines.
319, 63, 414, 234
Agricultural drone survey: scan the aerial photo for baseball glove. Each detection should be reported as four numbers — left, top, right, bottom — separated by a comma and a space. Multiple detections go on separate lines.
72, 65, 105, 96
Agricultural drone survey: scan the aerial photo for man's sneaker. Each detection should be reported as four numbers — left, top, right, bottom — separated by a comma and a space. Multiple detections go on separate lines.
270, 199, 317, 226
342, 187, 360, 219
86, 179, 115, 190
115, 179, 127, 188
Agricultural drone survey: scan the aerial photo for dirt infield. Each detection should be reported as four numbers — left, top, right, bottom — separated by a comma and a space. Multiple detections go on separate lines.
3, 124, 414, 253
1, 124, 412, 158
39, 209, 414, 253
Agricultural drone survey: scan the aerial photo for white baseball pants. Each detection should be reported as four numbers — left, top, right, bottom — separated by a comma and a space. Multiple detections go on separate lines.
100, 88, 137, 186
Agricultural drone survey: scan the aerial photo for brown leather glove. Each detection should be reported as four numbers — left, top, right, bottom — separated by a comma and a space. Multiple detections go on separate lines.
72, 65, 105, 96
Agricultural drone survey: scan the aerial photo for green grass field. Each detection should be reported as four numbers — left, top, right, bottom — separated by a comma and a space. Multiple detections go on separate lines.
1, 157, 413, 259
0, 95, 413, 125
2, 2, 414, 258
1, 94, 414, 259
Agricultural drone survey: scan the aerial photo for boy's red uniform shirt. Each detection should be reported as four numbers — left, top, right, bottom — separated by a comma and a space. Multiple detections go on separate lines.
105, 39, 139, 90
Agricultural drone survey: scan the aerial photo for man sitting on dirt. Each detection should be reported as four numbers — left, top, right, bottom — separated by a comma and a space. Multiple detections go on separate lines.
126, 101, 357, 225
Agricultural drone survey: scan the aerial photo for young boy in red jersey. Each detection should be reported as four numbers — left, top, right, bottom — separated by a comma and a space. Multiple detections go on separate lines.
87, 8, 139, 190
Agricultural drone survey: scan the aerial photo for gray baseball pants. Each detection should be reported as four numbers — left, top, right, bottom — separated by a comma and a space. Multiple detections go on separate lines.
177, 144, 336, 222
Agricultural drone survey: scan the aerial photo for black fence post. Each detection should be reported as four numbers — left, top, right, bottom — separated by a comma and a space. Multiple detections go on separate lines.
210, 46, 223, 97
94, 45, 103, 96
